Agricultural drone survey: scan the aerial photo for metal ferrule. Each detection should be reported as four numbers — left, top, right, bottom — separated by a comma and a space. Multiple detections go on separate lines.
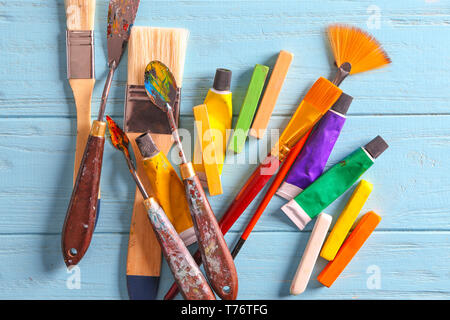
66, 30, 95, 79
143, 197, 158, 212
90, 120, 106, 137
270, 141, 290, 161
180, 162, 196, 180
124, 84, 181, 134
332, 62, 351, 86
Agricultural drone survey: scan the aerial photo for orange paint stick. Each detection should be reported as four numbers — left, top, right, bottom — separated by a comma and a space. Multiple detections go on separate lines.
250, 50, 293, 139
317, 211, 381, 287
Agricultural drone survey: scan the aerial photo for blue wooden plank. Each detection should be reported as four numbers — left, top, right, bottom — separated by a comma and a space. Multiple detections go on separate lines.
0, 1, 448, 116
0, 232, 448, 299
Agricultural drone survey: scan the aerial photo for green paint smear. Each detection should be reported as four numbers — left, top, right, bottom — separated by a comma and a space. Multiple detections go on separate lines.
293, 148, 374, 219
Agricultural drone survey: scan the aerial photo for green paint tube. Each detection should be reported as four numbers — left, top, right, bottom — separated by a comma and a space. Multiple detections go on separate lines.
281, 136, 388, 230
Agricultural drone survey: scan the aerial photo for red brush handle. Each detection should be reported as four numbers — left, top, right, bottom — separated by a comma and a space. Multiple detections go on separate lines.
219, 154, 281, 234
241, 130, 311, 240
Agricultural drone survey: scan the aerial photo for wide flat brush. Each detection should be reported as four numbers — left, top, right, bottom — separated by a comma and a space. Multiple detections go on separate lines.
106, 116, 215, 300
124, 27, 189, 300
62, 0, 140, 267
145, 61, 238, 300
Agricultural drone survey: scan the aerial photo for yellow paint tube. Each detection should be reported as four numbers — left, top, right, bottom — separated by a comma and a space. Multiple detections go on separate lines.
194, 68, 233, 187
320, 180, 373, 261
136, 133, 196, 246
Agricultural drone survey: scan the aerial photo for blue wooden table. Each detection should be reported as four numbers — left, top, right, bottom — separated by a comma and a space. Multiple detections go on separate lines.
0, 0, 449, 299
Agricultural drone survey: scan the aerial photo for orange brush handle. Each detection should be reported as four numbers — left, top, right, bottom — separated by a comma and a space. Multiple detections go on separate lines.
241, 130, 312, 241
317, 211, 381, 287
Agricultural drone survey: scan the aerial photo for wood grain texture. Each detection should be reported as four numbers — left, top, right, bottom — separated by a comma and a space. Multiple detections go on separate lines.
0, 0, 449, 299
69, 78, 95, 181
1, 232, 448, 299
125, 133, 161, 278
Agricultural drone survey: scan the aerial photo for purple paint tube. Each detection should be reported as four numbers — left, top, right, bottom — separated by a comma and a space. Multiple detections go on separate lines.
276, 93, 353, 200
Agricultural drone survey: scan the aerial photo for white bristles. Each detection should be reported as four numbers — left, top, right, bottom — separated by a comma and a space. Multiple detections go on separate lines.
65, 0, 96, 30
128, 27, 190, 87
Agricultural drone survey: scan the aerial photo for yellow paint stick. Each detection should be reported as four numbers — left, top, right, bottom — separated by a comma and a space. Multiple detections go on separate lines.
193, 69, 232, 186
193, 104, 223, 196
320, 180, 373, 261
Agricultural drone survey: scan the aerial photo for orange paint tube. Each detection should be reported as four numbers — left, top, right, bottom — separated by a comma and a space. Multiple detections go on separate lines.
317, 211, 381, 287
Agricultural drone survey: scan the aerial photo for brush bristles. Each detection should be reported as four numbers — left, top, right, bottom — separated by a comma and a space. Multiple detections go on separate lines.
128, 27, 189, 87
304, 77, 342, 112
327, 24, 391, 74
65, 0, 96, 30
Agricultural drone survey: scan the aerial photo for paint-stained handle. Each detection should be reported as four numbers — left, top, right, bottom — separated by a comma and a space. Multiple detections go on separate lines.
62, 121, 106, 267
164, 155, 281, 300
164, 250, 202, 300
220, 154, 281, 234
144, 198, 215, 300
180, 163, 238, 300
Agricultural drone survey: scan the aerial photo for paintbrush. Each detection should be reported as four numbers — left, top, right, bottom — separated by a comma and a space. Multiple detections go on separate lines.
328, 24, 391, 86
230, 130, 311, 258
230, 24, 391, 258
124, 27, 190, 300
219, 77, 342, 234
62, 0, 140, 267
106, 116, 215, 300
144, 61, 238, 300
65, 0, 101, 222
164, 76, 341, 300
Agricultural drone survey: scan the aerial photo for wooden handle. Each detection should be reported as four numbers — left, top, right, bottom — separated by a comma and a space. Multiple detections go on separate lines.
144, 198, 215, 300
164, 249, 202, 300
62, 121, 106, 267
180, 163, 238, 300
69, 79, 95, 182
69, 79, 101, 228
220, 154, 281, 234
125, 133, 161, 300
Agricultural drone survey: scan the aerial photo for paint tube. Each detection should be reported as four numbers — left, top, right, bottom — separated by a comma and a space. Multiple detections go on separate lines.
136, 133, 196, 246
277, 93, 353, 200
281, 136, 388, 230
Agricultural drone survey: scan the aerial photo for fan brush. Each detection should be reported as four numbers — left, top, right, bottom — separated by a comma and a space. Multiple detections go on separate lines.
328, 24, 391, 85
